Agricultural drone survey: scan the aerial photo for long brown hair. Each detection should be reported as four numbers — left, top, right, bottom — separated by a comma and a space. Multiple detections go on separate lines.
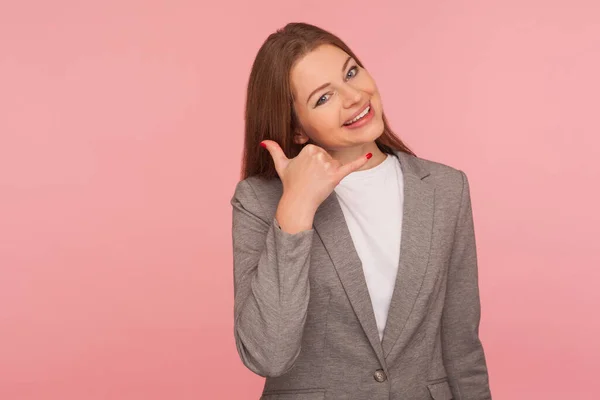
241, 22, 415, 181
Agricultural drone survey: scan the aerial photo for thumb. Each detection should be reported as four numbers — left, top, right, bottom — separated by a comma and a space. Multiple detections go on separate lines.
336, 152, 372, 181
260, 140, 289, 176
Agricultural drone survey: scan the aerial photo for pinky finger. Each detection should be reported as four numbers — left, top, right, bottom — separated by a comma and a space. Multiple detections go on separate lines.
336, 153, 371, 180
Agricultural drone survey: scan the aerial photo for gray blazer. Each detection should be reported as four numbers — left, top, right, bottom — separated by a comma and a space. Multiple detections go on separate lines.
230, 150, 492, 400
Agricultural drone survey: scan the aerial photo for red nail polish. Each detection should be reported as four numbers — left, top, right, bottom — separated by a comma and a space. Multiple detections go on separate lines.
366, 153, 372, 159
260, 142, 266, 148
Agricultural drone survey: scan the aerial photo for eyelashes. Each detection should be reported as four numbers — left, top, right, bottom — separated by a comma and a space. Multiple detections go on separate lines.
346, 65, 358, 80
315, 65, 359, 107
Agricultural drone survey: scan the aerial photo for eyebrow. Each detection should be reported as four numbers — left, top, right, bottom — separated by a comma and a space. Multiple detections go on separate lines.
306, 56, 353, 105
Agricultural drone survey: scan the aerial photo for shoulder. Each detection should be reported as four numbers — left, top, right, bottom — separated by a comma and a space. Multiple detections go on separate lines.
232, 175, 282, 197
400, 151, 467, 184
397, 151, 470, 201
230, 175, 283, 213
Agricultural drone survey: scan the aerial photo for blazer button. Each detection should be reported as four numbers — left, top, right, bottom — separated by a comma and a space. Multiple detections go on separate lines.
373, 369, 387, 382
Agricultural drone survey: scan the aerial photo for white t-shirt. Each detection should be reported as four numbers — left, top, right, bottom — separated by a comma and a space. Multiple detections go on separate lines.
333, 153, 404, 341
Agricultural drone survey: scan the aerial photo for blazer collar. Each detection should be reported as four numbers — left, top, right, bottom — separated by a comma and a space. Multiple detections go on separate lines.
312, 150, 435, 365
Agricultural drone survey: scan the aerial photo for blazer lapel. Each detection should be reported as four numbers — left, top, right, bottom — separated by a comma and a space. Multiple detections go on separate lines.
381, 151, 435, 357
313, 191, 386, 368
312, 150, 434, 367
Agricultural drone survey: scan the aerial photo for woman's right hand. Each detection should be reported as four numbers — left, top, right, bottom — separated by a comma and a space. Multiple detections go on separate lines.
261, 140, 372, 210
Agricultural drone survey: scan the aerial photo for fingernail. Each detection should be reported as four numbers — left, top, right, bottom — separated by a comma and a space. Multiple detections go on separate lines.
260, 142, 267, 148
366, 153, 372, 159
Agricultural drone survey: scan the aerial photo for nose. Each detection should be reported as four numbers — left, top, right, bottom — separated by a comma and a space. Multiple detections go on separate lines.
340, 83, 362, 108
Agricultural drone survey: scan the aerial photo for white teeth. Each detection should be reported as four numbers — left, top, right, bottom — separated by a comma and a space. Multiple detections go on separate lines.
345, 106, 370, 125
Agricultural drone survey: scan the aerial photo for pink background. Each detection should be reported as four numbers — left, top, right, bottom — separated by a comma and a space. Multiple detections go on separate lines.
1, 1, 599, 399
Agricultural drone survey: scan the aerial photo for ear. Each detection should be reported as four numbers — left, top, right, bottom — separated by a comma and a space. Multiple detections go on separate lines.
293, 129, 310, 145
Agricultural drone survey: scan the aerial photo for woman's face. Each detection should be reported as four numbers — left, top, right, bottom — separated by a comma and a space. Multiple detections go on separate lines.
290, 44, 385, 152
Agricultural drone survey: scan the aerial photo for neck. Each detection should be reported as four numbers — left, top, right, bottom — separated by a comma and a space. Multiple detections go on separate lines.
327, 142, 387, 171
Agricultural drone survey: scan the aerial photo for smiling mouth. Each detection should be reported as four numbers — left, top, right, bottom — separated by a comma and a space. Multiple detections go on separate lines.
343, 103, 371, 126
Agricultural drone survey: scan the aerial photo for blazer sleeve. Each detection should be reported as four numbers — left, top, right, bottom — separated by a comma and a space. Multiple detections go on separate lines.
230, 179, 315, 377
441, 171, 493, 399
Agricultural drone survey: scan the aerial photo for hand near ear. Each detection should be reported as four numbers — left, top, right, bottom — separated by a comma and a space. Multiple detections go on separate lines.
261, 140, 372, 211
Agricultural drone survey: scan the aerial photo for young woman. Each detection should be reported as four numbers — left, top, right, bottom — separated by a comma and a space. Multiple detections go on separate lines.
231, 22, 492, 400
